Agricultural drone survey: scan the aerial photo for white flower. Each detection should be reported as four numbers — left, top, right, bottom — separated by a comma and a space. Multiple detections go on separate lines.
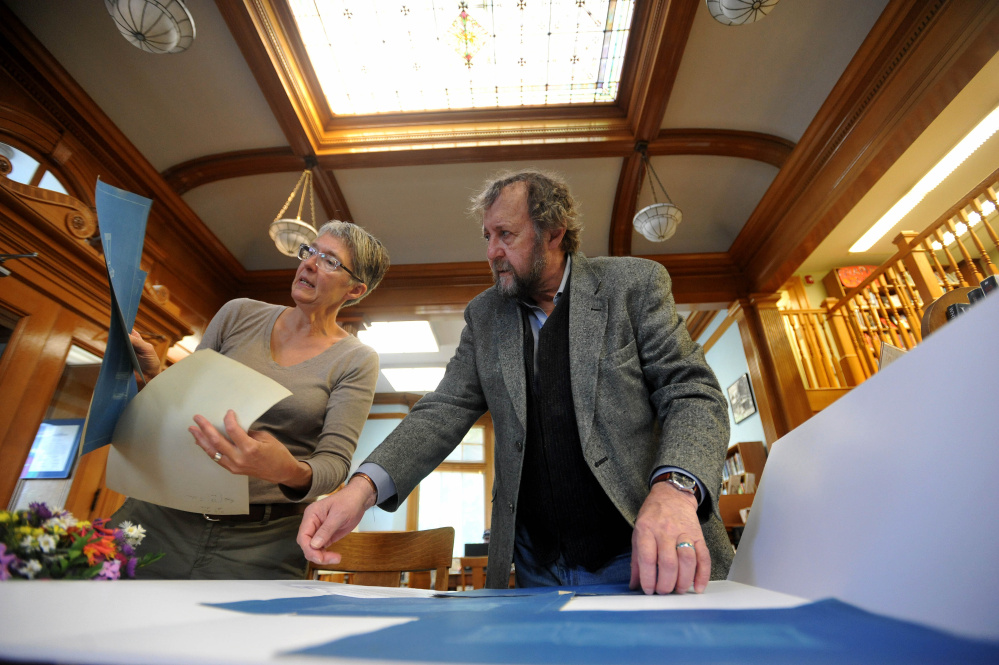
17, 559, 42, 579
37, 533, 57, 553
43, 516, 71, 532
120, 522, 146, 546
19, 534, 37, 551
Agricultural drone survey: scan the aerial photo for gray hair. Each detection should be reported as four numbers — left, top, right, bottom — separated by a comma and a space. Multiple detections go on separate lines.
469, 169, 582, 254
316, 220, 390, 307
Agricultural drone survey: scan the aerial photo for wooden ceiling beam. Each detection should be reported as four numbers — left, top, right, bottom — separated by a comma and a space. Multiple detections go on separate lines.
311, 165, 351, 223
159, 128, 793, 193
608, 0, 700, 257
650, 129, 795, 169
216, 0, 313, 156
162, 147, 302, 195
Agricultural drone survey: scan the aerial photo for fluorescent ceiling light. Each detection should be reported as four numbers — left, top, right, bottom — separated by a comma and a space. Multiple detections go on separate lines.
382, 367, 446, 392
358, 321, 439, 354
850, 103, 999, 253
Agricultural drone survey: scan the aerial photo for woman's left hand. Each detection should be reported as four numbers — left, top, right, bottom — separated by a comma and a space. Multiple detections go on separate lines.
189, 410, 313, 490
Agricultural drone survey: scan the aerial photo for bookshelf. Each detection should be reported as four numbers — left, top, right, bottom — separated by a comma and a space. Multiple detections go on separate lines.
718, 441, 768, 542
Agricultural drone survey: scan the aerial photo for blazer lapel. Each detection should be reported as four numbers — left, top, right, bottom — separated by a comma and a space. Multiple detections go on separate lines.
495, 297, 527, 431
568, 255, 606, 449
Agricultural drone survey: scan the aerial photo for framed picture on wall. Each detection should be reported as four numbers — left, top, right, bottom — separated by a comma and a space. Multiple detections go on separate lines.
727, 374, 757, 424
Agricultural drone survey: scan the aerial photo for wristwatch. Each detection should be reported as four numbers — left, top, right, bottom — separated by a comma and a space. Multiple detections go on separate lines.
654, 471, 701, 502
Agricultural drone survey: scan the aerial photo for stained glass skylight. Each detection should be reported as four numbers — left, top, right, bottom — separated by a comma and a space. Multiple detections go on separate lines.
288, 0, 636, 115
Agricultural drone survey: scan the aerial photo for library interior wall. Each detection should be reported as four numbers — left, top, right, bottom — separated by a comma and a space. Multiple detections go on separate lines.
701, 322, 767, 449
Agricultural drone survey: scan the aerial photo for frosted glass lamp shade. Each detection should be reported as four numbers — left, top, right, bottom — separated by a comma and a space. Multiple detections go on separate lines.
105, 0, 196, 54
706, 0, 780, 26
269, 218, 318, 257
633, 203, 682, 242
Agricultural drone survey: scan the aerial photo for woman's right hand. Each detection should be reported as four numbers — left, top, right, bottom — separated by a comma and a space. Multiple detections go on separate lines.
129, 329, 161, 380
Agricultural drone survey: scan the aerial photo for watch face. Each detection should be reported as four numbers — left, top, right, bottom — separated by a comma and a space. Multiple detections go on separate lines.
668, 472, 697, 490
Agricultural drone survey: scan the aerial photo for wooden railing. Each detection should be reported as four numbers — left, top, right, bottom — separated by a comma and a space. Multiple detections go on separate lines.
782, 169, 999, 396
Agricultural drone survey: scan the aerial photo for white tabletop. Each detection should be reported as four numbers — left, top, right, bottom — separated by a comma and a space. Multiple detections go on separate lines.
0, 579, 806, 665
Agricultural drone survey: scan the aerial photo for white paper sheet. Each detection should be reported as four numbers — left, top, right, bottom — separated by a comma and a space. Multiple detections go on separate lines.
106, 349, 292, 514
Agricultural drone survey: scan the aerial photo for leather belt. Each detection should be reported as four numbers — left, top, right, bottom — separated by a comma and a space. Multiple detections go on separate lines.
203, 503, 308, 523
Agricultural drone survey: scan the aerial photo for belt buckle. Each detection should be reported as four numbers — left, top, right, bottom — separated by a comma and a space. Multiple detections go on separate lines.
203, 513, 220, 522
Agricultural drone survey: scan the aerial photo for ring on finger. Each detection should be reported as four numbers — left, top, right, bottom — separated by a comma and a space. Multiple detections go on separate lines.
676, 541, 694, 550
213, 451, 223, 462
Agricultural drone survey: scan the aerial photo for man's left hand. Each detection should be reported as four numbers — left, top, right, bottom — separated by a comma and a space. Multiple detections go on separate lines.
629, 481, 711, 594
189, 410, 312, 490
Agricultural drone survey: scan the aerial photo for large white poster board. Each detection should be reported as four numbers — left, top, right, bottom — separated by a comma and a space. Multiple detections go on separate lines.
107, 349, 291, 515
729, 296, 999, 640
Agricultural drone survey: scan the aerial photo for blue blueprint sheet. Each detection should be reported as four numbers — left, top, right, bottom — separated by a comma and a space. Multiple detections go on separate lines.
210, 585, 999, 664
285, 598, 999, 664
81, 181, 152, 454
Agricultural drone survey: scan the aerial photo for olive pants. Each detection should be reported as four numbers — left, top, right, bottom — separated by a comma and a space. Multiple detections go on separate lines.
110, 498, 307, 580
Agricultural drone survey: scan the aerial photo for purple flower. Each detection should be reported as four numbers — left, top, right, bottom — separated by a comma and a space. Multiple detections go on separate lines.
124, 557, 138, 578
28, 502, 52, 521
97, 559, 121, 580
0, 544, 18, 581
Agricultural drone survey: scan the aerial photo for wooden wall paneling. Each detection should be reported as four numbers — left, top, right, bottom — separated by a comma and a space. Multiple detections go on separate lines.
0, 279, 76, 508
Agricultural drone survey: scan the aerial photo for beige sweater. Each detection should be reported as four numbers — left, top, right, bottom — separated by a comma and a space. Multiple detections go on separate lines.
198, 298, 378, 503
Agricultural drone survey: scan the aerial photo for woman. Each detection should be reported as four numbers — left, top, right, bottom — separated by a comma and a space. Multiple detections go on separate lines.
112, 220, 390, 579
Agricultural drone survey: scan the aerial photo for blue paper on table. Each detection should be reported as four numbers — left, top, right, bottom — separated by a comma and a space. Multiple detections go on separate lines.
444, 582, 634, 598
81, 181, 152, 454
287, 598, 999, 664
209, 590, 571, 617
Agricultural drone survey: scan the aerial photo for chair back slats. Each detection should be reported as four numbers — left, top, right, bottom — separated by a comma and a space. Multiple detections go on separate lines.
306, 526, 455, 591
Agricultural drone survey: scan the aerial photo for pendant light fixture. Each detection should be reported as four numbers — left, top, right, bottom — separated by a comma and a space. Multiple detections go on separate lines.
270, 168, 319, 257
104, 0, 196, 54
633, 144, 683, 243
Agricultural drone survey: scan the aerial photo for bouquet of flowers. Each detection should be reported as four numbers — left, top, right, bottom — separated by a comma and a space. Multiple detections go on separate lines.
0, 502, 163, 580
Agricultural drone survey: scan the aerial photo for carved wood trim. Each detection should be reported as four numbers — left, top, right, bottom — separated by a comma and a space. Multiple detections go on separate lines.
1, 4, 245, 307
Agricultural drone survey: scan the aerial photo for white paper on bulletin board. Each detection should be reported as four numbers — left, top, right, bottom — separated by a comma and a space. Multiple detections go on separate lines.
106, 349, 291, 515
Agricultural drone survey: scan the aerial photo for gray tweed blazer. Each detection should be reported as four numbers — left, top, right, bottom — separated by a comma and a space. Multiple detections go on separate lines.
368, 253, 733, 588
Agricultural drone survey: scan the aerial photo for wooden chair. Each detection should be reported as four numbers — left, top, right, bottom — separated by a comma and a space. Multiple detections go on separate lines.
305, 527, 455, 591
458, 555, 488, 590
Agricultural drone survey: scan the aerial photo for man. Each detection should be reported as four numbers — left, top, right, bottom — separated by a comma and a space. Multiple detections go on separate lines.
298, 170, 733, 594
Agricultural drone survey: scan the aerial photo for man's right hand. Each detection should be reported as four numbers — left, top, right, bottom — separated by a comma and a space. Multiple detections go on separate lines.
297, 476, 377, 565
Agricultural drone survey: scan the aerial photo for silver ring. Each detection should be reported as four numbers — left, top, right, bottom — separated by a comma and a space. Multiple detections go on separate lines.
676, 541, 694, 550
213, 452, 223, 462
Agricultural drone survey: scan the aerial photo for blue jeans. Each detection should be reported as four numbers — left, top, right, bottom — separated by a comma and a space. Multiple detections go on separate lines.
513, 521, 632, 588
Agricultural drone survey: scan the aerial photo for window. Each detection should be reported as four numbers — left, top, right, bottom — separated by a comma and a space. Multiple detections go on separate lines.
1, 142, 69, 195
414, 422, 493, 558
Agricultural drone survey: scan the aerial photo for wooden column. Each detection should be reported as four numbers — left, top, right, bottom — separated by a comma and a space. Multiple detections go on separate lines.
894, 232, 944, 304
734, 294, 812, 445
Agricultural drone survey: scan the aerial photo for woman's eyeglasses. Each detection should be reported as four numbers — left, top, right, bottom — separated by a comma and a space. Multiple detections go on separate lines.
297, 244, 362, 283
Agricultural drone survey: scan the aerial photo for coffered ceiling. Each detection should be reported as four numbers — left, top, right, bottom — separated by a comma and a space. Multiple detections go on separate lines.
3, 0, 999, 391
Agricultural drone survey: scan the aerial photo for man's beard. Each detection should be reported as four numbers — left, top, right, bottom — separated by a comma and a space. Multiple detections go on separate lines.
491, 238, 547, 301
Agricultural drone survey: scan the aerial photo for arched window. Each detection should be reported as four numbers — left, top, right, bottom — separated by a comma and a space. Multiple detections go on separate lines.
0, 141, 70, 196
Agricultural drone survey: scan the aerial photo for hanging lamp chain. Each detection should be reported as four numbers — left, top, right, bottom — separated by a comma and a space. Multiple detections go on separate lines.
640, 150, 675, 206
273, 169, 313, 222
